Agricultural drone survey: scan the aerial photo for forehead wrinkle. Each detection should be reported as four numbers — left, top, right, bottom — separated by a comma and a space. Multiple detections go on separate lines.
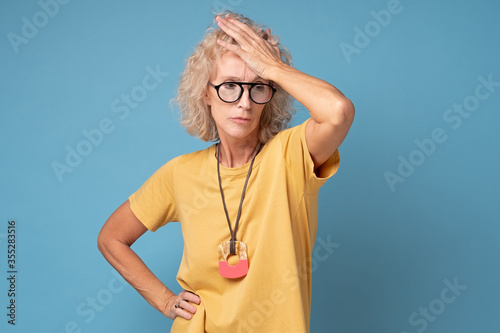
213, 52, 260, 83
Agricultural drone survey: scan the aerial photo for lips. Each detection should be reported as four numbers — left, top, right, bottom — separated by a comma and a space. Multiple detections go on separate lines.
231, 117, 251, 124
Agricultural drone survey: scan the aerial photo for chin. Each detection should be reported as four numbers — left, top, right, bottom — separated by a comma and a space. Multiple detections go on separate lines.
224, 126, 259, 141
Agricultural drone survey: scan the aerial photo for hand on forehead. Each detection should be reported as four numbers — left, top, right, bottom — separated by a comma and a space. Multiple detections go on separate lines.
215, 14, 282, 81
212, 51, 265, 84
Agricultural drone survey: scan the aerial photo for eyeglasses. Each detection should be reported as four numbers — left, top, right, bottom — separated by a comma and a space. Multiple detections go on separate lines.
208, 81, 276, 104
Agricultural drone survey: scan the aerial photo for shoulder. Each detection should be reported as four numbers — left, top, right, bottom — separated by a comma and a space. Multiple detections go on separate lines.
266, 119, 340, 182
143, 144, 215, 182
166, 144, 215, 168
257, 119, 310, 170
267, 119, 309, 149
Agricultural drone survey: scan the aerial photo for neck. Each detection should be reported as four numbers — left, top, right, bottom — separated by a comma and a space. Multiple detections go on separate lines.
217, 137, 260, 168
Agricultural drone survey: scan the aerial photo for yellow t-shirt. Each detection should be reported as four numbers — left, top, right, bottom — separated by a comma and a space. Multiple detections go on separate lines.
129, 119, 340, 332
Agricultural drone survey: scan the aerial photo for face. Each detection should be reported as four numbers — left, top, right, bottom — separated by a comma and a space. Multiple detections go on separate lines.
205, 51, 267, 143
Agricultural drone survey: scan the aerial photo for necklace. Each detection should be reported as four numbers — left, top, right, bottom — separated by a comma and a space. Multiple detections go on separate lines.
216, 142, 262, 278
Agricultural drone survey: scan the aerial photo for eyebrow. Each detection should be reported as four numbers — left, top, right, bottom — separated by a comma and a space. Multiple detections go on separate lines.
219, 76, 265, 83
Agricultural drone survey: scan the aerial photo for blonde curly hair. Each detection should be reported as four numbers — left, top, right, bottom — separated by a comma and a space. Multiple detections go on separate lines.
173, 11, 295, 143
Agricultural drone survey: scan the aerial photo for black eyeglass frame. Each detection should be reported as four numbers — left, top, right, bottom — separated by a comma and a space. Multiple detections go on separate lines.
208, 81, 277, 105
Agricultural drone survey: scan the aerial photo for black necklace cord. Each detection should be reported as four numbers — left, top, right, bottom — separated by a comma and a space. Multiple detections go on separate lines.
217, 142, 262, 255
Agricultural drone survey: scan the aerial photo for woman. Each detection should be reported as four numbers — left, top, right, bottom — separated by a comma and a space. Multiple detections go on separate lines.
98, 11, 354, 332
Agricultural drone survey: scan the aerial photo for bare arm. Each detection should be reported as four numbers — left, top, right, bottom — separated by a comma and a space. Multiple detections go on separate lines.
273, 65, 354, 168
97, 200, 200, 320
216, 15, 355, 169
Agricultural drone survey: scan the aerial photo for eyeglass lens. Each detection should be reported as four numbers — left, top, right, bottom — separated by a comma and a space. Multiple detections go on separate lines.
218, 83, 273, 104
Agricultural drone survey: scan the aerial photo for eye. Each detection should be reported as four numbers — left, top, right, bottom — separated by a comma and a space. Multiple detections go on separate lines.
222, 83, 238, 90
253, 84, 267, 92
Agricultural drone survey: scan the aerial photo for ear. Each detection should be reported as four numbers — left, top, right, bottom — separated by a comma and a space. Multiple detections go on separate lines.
204, 86, 212, 106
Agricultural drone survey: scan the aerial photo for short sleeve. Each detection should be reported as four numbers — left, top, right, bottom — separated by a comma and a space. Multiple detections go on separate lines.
280, 118, 340, 192
128, 159, 178, 231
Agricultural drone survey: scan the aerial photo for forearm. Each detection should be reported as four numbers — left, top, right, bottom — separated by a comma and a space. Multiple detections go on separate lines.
98, 200, 199, 320
215, 14, 354, 125
98, 238, 175, 316
271, 63, 354, 124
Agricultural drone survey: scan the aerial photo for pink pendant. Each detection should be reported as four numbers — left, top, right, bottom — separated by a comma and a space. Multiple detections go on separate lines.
218, 241, 248, 278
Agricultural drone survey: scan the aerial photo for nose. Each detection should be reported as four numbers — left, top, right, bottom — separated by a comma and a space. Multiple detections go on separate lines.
237, 86, 252, 109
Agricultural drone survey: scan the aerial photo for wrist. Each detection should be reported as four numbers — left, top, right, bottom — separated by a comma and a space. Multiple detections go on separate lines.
156, 288, 176, 315
268, 62, 295, 86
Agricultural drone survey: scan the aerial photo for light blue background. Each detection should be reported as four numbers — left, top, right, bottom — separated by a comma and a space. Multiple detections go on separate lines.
1, 0, 499, 332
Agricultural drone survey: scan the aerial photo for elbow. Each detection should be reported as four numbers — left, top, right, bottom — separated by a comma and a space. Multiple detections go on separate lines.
339, 97, 355, 121
97, 228, 117, 262
329, 96, 355, 127
97, 228, 108, 255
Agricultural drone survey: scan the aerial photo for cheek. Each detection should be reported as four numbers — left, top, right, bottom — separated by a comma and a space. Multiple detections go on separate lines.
210, 101, 228, 120
256, 105, 266, 119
